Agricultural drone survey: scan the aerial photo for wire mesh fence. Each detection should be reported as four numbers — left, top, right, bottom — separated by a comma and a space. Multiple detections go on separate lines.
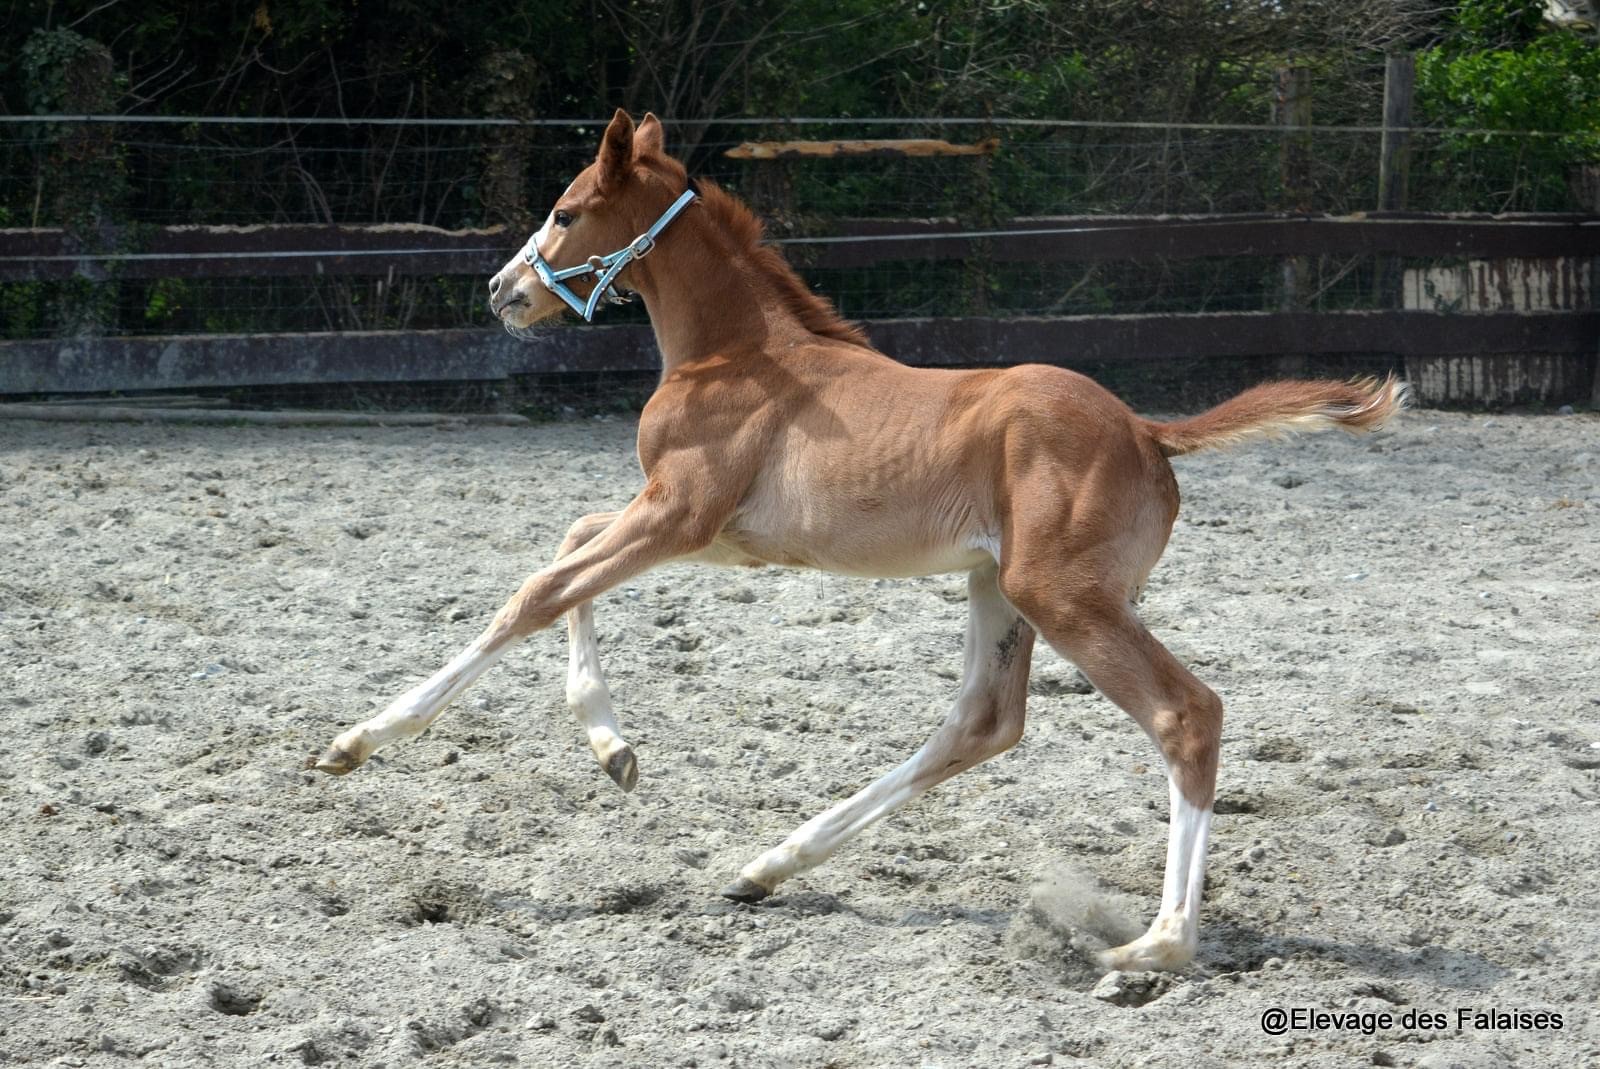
1, 115, 1593, 412
3, 116, 1587, 229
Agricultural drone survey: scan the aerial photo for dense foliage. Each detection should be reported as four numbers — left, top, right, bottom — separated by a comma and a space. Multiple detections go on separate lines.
1417, 0, 1600, 209
3, 1, 1594, 221
0, 1, 1444, 132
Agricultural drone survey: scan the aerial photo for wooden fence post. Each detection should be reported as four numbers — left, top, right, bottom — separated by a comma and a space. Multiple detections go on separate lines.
1572, 163, 1600, 409
1376, 53, 1415, 307
478, 51, 540, 236
747, 154, 796, 228
28, 32, 125, 336
1277, 65, 1314, 215
1276, 65, 1312, 376
959, 110, 998, 316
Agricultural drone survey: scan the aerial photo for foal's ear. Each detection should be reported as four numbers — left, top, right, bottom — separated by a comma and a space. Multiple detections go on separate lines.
598, 108, 635, 192
635, 112, 666, 158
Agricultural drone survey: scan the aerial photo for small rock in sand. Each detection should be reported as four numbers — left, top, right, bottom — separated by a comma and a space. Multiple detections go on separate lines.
1090, 970, 1173, 1007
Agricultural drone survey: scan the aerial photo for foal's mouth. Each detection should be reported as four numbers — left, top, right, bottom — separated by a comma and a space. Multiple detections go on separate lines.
505, 323, 544, 341
491, 294, 542, 339
490, 293, 528, 319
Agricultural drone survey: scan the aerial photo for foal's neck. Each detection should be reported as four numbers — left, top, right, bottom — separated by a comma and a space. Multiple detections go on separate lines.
631, 189, 863, 370
634, 223, 775, 369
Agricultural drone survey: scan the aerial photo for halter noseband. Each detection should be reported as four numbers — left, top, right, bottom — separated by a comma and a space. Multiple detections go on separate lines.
522, 185, 699, 322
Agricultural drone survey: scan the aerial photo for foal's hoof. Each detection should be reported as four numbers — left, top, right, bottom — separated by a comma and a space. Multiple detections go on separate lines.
312, 745, 363, 776
719, 877, 771, 904
604, 745, 639, 793
1096, 935, 1194, 974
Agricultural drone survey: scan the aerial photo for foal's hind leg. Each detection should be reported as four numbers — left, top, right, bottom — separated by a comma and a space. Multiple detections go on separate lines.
1003, 572, 1220, 973
724, 562, 1034, 900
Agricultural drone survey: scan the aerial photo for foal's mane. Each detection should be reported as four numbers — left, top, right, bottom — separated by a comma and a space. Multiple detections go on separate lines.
692, 180, 871, 349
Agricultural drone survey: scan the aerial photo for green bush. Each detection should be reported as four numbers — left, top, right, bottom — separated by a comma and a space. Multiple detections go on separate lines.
1416, 0, 1600, 210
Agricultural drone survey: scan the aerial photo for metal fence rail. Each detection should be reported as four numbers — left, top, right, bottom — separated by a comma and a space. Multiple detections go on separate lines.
4, 213, 1597, 281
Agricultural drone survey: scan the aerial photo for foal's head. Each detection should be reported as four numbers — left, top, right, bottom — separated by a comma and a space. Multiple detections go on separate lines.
487, 109, 687, 330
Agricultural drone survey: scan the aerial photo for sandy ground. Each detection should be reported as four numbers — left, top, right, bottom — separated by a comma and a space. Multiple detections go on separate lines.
1, 406, 1597, 1069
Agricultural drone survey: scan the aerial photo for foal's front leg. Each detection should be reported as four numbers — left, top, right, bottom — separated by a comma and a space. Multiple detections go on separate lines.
562, 511, 766, 792
557, 512, 641, 792
314, 489, 712, 775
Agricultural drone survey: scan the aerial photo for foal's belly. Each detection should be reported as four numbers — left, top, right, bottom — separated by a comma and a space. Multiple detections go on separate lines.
716, 495, 997, 578
716, 531, 993, 578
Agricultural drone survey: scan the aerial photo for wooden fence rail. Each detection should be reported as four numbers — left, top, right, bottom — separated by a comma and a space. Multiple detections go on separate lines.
3, 312, 1595, 395
1, 212, 1595, 402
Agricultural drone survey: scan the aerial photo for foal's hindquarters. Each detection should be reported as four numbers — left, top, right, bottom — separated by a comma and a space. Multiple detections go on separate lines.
998, 406, 1218, 971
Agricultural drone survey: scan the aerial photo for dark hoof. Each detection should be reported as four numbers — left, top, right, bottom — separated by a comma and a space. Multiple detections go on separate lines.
605, 746, 638, 793
719, 877, 770, 904
313, 745, 362, 776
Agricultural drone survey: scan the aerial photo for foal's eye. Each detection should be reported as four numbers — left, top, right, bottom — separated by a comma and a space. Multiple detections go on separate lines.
554, 210, 573, 227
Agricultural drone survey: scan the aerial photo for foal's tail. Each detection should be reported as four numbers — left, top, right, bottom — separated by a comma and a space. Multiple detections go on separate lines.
1142, 375, 1408, 458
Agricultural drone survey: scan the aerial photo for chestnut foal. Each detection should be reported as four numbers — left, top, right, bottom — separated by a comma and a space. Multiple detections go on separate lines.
316, 110, 1405, 972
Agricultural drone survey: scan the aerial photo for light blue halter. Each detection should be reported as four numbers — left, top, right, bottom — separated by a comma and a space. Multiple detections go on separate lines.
523, 186, 699, 322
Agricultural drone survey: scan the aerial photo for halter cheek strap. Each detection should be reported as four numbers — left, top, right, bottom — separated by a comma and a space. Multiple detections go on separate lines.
523, 185, 699, 322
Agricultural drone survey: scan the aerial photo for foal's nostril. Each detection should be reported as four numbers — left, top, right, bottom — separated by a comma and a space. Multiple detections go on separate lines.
489, 275, 502, 297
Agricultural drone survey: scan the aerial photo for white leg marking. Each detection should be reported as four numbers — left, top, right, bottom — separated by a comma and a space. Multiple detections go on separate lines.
327, 634, 509, 765
737, 565, 1030, 891
566, 599, 635, 788
1100, 775, 1212, 972
1160, 776, 1212, 927
739, 759, 924, 888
